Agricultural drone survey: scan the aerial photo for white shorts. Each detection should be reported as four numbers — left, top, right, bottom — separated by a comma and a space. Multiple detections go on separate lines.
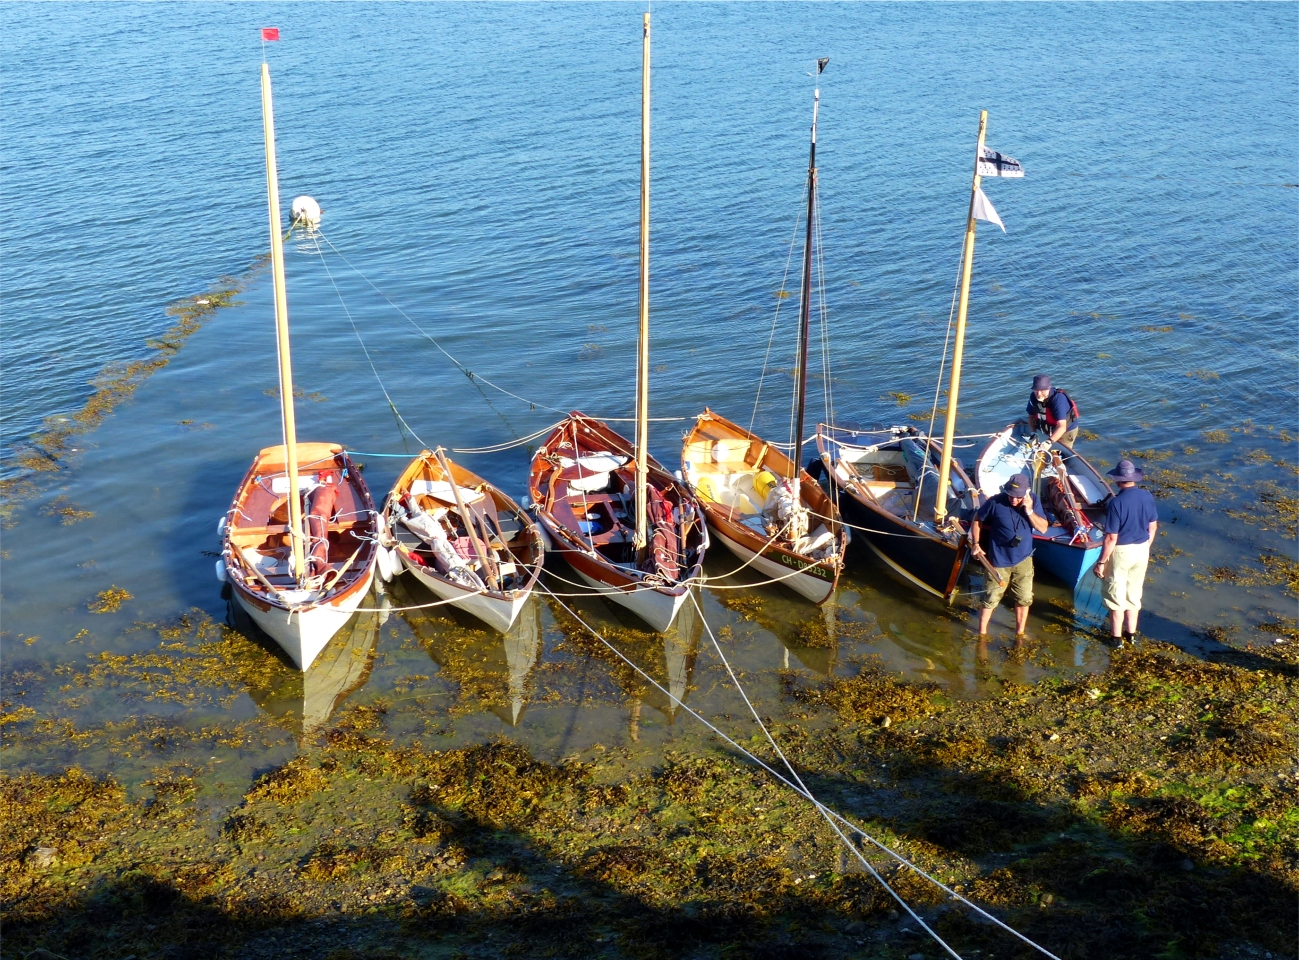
1102, 541, 1151, 613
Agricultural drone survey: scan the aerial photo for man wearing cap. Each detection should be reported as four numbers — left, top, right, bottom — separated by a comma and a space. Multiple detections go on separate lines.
1095, 459, 1159, 644
1026, 374, 1079, 448
970, 473, 1049, 636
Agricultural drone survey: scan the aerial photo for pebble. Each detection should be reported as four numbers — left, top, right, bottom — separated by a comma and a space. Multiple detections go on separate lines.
1180, 859, 1195, 871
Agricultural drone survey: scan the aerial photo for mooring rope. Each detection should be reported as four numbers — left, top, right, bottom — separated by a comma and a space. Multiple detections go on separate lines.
690, 590, 962, 959
313, 228, 568, 417
540, 586, 1062, 960
307, 232, 430, 448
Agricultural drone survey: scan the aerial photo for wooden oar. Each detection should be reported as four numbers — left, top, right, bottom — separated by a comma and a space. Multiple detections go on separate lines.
434, 448, 498, 592
969, 546, 1007, 589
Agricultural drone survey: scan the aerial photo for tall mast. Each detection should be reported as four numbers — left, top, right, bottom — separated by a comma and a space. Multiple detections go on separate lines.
633, 11, 651, 556
791, 87, 820, 495
261, 62, 306, 581
934, 110, 988, 527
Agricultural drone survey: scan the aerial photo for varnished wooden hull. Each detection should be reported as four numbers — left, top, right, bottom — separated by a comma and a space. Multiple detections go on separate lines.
682, 409, 846, 605
528, 412, 707, 632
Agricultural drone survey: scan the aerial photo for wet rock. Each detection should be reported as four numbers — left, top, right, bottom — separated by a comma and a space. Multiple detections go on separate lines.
1180, 859, 1195, 871
29, 846, 57, 868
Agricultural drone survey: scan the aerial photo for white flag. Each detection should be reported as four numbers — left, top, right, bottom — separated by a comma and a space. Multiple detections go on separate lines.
972, 186, 1005, 232
978, 145, 1023, 178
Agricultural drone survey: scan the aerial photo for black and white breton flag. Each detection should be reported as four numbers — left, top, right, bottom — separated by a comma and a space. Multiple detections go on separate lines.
978, 145, 1023, 178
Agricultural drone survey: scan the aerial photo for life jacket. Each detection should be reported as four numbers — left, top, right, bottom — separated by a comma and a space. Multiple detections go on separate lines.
1031, 388, 1079, 427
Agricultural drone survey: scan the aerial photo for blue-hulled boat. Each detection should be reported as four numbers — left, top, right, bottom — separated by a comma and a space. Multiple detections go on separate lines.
975, 422, 1115, 590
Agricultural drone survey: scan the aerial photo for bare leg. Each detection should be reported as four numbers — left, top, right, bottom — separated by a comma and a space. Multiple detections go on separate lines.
1109, 609, 1124, 638
1014, 605, 1030, 636
978, 606, 994, 636
1125, 609, 1140, 635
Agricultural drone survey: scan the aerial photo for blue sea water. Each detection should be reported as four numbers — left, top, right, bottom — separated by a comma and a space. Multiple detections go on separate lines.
1, 3, 1295, 766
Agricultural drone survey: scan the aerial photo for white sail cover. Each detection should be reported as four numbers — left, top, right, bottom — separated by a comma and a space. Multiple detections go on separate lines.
978, 145, 1023, 178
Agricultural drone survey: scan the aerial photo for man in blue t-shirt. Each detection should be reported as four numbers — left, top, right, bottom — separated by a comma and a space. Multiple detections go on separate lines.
1094, 459, 1159, 645
1026, 374, 1079, 448
970, 473, 1048, 636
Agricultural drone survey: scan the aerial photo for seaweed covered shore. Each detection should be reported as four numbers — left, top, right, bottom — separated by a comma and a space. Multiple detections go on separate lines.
3, 625, 1294, 960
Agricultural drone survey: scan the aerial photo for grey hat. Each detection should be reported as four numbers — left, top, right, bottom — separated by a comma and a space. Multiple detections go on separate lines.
1003, 473, 1032, 498
1106, 459, 1145, 482
1032, 374, 1052, 391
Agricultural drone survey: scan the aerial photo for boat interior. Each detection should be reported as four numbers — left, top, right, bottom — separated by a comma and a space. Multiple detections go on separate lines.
229, 450, 375, 594
829, 434, 975, 528
536, 421, 700, 577
392, 463, 538, 592
682, 435, 772, 519
977, 425, 1111, 544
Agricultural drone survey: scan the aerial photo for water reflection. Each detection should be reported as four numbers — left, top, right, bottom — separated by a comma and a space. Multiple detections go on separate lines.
231, 590, 384, 735
390, 577, 544, 726
543, 583, 703, 741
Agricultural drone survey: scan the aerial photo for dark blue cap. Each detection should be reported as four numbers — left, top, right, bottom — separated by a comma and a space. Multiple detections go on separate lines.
1003, 473, 1032, 497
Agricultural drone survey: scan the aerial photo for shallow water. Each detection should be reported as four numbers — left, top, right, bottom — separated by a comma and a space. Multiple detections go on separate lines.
2, 3, 1295, 785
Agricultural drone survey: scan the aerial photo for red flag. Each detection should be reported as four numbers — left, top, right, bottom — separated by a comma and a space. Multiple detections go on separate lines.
261, 27, 279, 41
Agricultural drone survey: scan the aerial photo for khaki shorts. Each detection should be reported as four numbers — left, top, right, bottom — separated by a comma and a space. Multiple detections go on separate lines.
982, 555, 1035, 609
1058, 426, 1079, 449
1103, 541, 1150, 612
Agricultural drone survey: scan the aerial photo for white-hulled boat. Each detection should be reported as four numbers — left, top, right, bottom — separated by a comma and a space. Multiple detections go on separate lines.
220, 53, 379, 671
383, 448, 543, 633
526, 15, 707, 633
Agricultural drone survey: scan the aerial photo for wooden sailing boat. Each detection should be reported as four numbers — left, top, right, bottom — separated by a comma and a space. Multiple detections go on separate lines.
975, 422, 1114, 589
816, 112, 1012, 601
220, 57, 379, 671
382, 448, 544, 632
682, 76, 847, 605
528, 14, 707, 633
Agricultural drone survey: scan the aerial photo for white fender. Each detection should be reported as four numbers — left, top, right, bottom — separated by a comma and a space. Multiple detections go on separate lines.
215, 559, 227, 583
376, 545, 395, 583
217, 515, 227, 538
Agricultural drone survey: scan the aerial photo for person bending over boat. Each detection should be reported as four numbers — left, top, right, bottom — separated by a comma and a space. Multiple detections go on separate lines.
1026, 374, 1080, 449
1093, 459, 1159, 646
970, 473, 1049, 637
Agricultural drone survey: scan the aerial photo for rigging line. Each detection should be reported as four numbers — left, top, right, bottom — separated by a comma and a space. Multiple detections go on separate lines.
748, 183, 807, 445
813, 178, 834, 442
313, 228, 567, 416
690, 591, 962, 960
913, 245, 968, 524
307, 232, 428, 448
541, 587, 1062, 960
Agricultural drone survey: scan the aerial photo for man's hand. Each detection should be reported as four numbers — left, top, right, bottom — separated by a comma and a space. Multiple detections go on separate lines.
1021, 490, 1034, 513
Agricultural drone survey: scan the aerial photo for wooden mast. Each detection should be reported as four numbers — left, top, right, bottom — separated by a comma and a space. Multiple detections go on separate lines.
633, 11, 651, 556
933, 109, 988, 527
791, 87, 820, 496
261, 61, 306, 582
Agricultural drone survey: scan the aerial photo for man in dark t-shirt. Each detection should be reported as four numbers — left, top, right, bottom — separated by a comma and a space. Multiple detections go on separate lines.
1094, 459, 1159, 644
970, 473, 1048, 636
1026, 374, 1079, 448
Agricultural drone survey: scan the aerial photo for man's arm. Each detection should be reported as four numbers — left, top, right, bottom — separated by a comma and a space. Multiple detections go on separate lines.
1021, 490, 1049, 533
1147, 519, 1158, 542
1049, 420, 1068, 443
1094, 531, 1119, 577
969, 519, 985, 557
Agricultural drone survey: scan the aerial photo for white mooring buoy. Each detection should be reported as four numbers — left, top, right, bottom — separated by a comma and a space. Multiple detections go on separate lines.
291, 195, 322, 227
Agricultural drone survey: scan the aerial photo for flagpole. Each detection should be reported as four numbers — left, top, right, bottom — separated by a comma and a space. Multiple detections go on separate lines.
933, 109, 988, 527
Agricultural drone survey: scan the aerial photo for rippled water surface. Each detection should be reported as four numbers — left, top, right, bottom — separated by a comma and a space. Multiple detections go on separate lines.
2, 3, 1295, 780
